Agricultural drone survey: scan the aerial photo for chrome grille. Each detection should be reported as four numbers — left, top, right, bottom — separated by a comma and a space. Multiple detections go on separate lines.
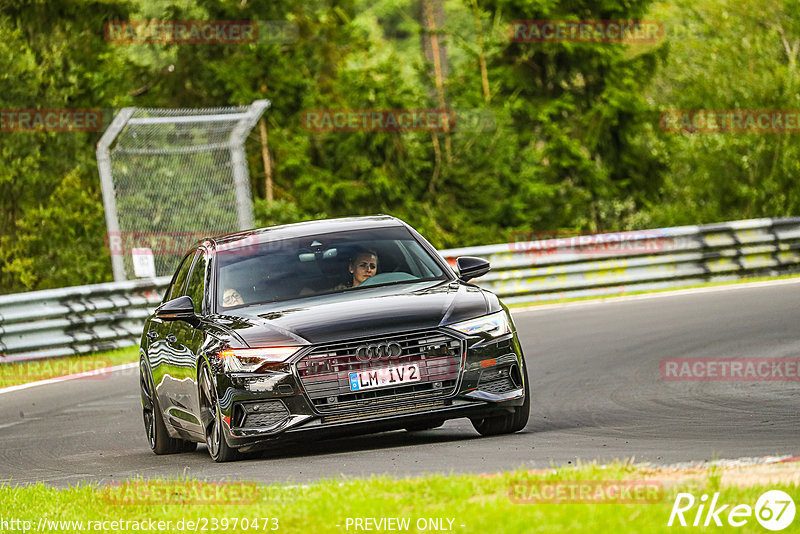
296, 330, 463, 413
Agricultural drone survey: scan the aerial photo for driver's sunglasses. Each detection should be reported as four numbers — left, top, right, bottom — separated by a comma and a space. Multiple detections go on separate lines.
223, 292, 242, 305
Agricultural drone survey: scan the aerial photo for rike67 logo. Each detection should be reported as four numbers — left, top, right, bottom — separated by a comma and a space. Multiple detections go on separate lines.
668, 490, 796, 531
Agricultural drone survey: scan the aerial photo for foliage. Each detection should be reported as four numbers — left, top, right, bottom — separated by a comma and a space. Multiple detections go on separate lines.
0, 0, 133, 292
1, 0, 797, 293
644, 0, 800, 226
253, 198, 328, 228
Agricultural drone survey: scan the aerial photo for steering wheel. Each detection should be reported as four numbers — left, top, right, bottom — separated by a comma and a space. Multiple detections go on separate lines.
358, 272, 419, 287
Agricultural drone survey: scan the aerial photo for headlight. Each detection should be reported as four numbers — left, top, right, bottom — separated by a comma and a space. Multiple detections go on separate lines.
219, 347, 300, 373
446, 311, 511, 337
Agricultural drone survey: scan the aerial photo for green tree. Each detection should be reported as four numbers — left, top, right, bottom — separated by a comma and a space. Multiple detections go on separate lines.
644, 0, 800, 226
0, 0, 132, 292
475, 0, 668, 233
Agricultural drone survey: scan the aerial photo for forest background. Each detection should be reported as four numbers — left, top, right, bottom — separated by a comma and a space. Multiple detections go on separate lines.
1, 0, 798, 293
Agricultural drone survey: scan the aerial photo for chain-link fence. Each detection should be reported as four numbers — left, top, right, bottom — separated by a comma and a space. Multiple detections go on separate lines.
97, 100, 269, 281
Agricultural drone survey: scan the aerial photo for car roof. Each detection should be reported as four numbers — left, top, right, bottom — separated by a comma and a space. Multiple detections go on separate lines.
204, 215, 407, 250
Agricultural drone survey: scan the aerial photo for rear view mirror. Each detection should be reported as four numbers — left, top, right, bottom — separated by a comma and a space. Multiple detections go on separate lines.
456, 256, 491, 282
298, 247, 338, 262
156, 295, 195, 321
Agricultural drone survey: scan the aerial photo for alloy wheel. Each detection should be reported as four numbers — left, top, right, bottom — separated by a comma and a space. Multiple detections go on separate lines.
139, 359, 156, 449
200, 364, 221, 458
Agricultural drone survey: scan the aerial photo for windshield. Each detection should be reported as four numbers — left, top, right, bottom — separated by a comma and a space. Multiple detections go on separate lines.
215, 226, 449, 310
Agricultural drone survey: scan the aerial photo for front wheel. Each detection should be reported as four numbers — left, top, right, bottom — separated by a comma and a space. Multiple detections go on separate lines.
199, 363, 239, 462
140, 357, 196, 454
471, 361, 530, 436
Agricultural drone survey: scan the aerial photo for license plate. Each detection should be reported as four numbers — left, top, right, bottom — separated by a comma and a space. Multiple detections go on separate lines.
348, 364, 421, 391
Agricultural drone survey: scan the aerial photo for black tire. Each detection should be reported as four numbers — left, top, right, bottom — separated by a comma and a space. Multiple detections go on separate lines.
140, 357, 196, 454
180, 441, 198, 453
471, 360, 530, 436
199, 363, 240, 463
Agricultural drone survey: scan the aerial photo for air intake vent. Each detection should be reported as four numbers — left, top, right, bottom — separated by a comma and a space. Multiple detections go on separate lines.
234, 400, 289, 429
477, 365, 519, 395
322, 400, 448, 425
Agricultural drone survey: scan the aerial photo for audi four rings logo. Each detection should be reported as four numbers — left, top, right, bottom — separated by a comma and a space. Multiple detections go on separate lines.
355, 342, 403, 361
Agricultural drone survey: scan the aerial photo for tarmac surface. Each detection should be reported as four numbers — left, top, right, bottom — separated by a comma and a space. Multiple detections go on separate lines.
1, 280, 798, 487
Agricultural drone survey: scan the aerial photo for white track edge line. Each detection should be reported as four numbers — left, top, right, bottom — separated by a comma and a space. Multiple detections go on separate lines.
0, 362, 138, 396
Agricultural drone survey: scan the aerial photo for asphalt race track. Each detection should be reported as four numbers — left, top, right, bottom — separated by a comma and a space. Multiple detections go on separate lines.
1, 280, 798, 487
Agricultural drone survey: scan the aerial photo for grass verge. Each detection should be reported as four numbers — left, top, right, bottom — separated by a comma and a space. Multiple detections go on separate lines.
0, 345, 139, 389
1, 462, 798, 533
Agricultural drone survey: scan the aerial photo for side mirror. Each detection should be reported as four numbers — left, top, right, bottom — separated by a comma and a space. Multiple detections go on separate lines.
456, 256, 490, 282
156, 295, 195, 321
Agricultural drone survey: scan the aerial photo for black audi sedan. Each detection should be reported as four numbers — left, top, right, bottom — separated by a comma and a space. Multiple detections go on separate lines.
139, 216, 529, 461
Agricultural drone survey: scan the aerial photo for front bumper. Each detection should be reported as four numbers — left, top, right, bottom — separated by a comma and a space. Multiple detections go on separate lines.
213, 328, 527, 452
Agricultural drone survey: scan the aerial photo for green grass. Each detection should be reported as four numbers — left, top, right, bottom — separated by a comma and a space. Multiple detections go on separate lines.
0, 345, 139, 388
508, 272, 800, 308
1, 462, 797, 533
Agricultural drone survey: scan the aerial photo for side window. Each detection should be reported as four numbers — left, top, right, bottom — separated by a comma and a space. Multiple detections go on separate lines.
165, 252, 195, 303
185, 250, 208, 314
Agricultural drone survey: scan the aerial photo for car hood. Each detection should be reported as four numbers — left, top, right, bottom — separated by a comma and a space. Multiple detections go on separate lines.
222, 280, 497, 346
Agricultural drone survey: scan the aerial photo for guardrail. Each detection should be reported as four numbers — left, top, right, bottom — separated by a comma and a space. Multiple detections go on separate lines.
441, 217, 800, 304
0, 277, 170, 362
2, 217, 799, 362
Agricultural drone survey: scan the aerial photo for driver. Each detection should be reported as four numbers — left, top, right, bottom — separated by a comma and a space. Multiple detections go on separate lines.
350, 250, 378, 287
335, 249, 378, 289
222, 287, 245, 306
